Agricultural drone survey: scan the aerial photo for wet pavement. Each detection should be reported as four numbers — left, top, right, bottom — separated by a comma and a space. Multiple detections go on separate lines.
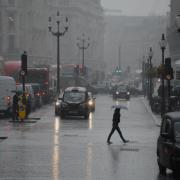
0, 95, 178, 180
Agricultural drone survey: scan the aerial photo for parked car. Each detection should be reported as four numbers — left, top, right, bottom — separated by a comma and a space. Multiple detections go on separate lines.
55, 87, 91, 119
88, 92, 96, 112
16, 84, 36, 112
113, 84, 130, 100
0, 76, 16, 116
157, 112, 180, 176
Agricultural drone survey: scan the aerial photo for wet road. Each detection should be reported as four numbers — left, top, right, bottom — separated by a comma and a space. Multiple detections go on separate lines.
0, 95, 178, 180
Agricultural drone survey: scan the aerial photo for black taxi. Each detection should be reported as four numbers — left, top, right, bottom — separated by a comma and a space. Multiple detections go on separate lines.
55, 87, 91, 119
157, 112, 180, 175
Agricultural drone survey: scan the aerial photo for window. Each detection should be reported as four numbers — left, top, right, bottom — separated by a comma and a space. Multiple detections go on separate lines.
161, 118, 171, 134
8, 13, 15, 31
174, 122, 180, 142
63, 91, 85, 102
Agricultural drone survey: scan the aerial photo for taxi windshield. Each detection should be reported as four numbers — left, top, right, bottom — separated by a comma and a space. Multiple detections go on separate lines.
63, 91, 85, 102
174, 122, 180, 141
117, 85, 127, 92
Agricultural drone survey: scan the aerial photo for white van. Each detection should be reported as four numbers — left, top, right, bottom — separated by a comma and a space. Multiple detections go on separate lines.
0, 76, 16, 115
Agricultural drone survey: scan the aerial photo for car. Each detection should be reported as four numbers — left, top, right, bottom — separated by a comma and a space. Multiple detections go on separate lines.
0, 76, 16, 116
88, 92, 96, 112
113, 84, 130, 100
55, 87, 91, 119
157, 112, 180, 176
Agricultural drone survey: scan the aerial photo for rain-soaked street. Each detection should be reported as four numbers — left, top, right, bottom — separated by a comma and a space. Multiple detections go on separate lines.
0, 95, 177, 180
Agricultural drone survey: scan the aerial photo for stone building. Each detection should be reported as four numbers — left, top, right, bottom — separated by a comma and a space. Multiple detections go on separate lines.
104, 15, 168, 73
0, 0, 104, 71
167, 0, 180, 62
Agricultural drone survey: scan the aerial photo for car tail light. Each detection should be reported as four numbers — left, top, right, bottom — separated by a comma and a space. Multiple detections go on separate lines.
5, 96, 11, 105
36, 92, 40, 96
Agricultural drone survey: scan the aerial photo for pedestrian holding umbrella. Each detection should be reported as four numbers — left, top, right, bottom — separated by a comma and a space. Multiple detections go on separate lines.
107, 104, 129, 145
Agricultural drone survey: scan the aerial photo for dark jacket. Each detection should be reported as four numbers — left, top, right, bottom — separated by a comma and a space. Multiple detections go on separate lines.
112, 108, 120, 124
13, 94, 19, 107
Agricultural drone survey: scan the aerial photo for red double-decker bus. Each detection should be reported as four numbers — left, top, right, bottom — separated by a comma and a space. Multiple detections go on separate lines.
3, 61, 21, 82
3, 61, 54, 103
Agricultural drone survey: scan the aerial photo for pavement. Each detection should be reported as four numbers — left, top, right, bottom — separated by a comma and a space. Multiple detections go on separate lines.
140, 96, 162, 127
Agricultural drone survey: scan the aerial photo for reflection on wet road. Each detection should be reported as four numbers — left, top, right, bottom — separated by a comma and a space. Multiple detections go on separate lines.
0, 95, 179, 180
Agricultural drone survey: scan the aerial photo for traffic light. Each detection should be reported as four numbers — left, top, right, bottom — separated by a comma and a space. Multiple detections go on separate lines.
165, 57, 174, 80
21, 51, 27, 75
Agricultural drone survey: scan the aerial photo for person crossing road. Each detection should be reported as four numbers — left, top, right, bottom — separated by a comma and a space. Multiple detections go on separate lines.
107, 108, 129, 144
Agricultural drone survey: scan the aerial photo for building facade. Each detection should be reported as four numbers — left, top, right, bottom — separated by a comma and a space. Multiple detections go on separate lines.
0, 0, 104, 71
104, 15, 168, 73
167, 0, 180, 62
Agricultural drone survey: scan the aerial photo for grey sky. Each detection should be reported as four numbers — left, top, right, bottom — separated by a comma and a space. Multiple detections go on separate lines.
101, 0, 170, 16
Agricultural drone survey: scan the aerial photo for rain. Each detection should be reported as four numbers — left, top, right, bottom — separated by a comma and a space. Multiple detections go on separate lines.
1, 0, 180, 180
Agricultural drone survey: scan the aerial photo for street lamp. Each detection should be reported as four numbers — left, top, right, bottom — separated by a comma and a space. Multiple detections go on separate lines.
77, 33, 90, 74
148, 47, 153, 106
48, 11, 68, 95
159, 33, 167, 117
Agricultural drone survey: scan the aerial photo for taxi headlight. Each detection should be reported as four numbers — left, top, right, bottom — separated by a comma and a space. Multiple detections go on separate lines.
116, 91, 119, 95
127, 92, 130, 95
88, 100, 93, 106
56, 101, 60, 106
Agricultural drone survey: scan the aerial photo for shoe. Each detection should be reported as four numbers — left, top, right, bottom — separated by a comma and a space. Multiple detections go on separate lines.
123, 140, 129, 143
107, 141, 113, 145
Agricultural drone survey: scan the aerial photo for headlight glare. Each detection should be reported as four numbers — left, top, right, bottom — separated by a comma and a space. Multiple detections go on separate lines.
56, 101, 60, 106
88, 100, 93, 106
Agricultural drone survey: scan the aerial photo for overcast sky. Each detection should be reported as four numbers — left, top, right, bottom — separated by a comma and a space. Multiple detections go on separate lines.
101, 0, 170, 16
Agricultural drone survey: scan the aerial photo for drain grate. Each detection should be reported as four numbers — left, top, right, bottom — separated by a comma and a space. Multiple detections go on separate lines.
120, 148, 139, 152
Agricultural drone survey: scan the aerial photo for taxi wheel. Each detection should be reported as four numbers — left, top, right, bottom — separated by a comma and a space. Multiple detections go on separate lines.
55, 110, 58, 116
158, 162, 166, 175
60, 113, 65, 119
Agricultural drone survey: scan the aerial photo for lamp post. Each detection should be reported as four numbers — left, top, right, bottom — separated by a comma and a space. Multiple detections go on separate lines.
48, 11, 68, 95
159, 33, 167, 117
148, 47, 153, 106
77, 33, 90, 74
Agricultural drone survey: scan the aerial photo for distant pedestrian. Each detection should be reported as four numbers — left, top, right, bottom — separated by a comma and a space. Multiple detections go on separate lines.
12, 92, 19, 121
107, 108, 129, 145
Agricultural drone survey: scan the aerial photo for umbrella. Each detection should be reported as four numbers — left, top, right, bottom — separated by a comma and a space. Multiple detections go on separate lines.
111, 104, 128, 110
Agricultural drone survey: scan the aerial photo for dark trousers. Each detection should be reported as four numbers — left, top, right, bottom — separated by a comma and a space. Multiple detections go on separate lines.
107, 124, 126, 142
12, 106, 18, 121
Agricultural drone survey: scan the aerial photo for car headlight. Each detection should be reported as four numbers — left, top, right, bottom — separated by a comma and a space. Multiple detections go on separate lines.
88, 100, 93, 106
116, 92, 119, 95
127, 92, 130, 95
56, 101, 60, 106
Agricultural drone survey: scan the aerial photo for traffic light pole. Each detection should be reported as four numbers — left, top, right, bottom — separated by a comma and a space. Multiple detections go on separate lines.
21, 51, 27, 94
